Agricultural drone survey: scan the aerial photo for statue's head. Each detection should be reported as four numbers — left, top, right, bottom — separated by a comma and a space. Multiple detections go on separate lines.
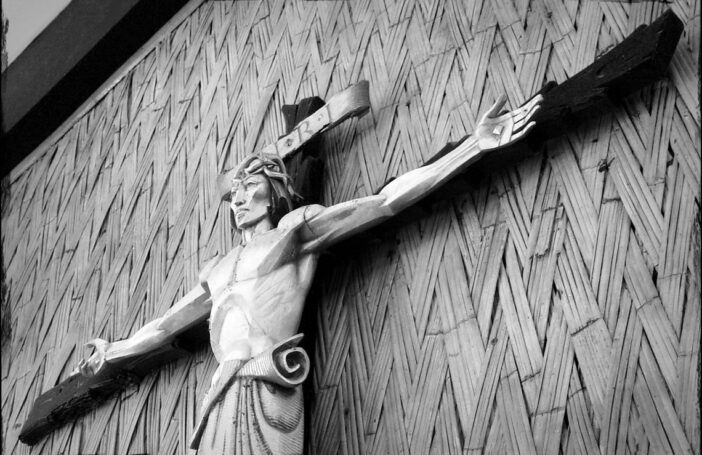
230, 153, 298, 229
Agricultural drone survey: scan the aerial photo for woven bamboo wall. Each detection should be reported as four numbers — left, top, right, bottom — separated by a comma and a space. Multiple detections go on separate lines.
2, 0, 700, 453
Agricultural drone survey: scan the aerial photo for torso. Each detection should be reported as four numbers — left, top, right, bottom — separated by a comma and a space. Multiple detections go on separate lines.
204, 220, 318, 362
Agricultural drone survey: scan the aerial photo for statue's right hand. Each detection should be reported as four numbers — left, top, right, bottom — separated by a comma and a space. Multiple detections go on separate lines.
78, 338, 111, 376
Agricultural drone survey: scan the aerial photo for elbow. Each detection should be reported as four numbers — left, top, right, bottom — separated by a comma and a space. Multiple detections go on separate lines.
380, 179, 434, 215
376, 197, 395, 217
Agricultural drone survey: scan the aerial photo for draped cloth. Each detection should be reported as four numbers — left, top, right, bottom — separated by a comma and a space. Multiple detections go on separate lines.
190, 335, 310, 454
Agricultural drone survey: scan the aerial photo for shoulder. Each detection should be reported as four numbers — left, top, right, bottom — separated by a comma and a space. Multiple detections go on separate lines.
277, 204, 326, 230
198, 253, 225, 285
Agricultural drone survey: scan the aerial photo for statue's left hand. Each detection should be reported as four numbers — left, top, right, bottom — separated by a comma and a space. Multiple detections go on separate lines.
476, 94, 542, 151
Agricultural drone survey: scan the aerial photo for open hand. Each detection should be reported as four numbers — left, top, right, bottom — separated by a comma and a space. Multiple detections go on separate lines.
476, 94, 542, 151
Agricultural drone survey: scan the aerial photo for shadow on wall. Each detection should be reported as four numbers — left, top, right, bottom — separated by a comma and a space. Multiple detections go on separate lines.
1, 176, 11, 347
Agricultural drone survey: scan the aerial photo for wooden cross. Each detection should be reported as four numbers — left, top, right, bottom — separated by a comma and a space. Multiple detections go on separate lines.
19, 9, 682, 446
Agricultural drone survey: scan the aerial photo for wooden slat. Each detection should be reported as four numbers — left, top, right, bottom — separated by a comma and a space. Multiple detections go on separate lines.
637, 339, 692, 455
677, 220, 701, 453
463, 310, 508, 453
549, 138, 599, 269
599, 290, 641, 455
564, 367, 601, 455
591, 200, 630, 332
497, 344, 538, 455
434, 232, 484, 430
531, 304, 573, 455
624, 236, 679, 394
609, 127, 663, 264
555, 227, 612, 419
497, 241, 543, 410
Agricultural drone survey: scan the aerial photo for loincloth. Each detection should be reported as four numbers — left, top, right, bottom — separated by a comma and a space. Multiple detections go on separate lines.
190, 334, 309, 453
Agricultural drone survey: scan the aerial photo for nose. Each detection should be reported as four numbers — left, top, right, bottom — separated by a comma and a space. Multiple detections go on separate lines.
233, 188, 246, 206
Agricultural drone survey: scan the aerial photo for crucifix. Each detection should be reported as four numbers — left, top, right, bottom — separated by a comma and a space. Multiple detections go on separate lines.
19, 9, 682, 452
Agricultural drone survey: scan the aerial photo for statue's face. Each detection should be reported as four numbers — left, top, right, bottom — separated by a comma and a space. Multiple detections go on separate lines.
231, 174, 271, 229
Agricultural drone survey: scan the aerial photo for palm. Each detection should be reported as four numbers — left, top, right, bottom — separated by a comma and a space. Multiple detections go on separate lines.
476, 94, 542, 151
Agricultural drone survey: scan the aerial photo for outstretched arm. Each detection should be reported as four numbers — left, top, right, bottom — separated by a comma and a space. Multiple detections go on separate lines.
298, 95, 540, 252
378, 94, 539, 211
78, 257, 219, 375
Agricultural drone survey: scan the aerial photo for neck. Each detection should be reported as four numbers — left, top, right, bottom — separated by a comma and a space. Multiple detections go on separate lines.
240, 218, 274, 244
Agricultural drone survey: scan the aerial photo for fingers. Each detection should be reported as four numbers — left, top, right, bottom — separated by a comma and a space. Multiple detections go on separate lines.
514, 92, 541, 118
515, 94, 542, 118
514, 104, 541, 132
512, 121, 536, 142
483, 94, 508, 120
513, 97, 541, 123
523, 94, 542, 112
78, 359, 94, 377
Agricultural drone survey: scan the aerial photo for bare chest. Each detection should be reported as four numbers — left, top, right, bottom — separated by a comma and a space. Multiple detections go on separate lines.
204, 229, 318, 358
205, 228, 310, 297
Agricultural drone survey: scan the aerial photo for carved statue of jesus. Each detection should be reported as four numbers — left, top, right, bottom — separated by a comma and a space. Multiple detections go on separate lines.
79, 94, 541, 454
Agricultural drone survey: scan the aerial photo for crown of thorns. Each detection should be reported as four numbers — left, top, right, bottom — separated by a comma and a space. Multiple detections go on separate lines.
231, 153, 300, 200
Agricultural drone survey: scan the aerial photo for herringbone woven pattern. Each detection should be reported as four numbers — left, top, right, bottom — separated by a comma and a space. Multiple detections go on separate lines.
1, 0, 699, 454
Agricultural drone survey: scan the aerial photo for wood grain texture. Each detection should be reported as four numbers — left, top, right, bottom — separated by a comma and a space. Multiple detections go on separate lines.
2, 1, 699, 454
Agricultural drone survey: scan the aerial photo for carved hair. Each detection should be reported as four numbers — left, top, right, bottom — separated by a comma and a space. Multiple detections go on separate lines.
231, 153, 300, 226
